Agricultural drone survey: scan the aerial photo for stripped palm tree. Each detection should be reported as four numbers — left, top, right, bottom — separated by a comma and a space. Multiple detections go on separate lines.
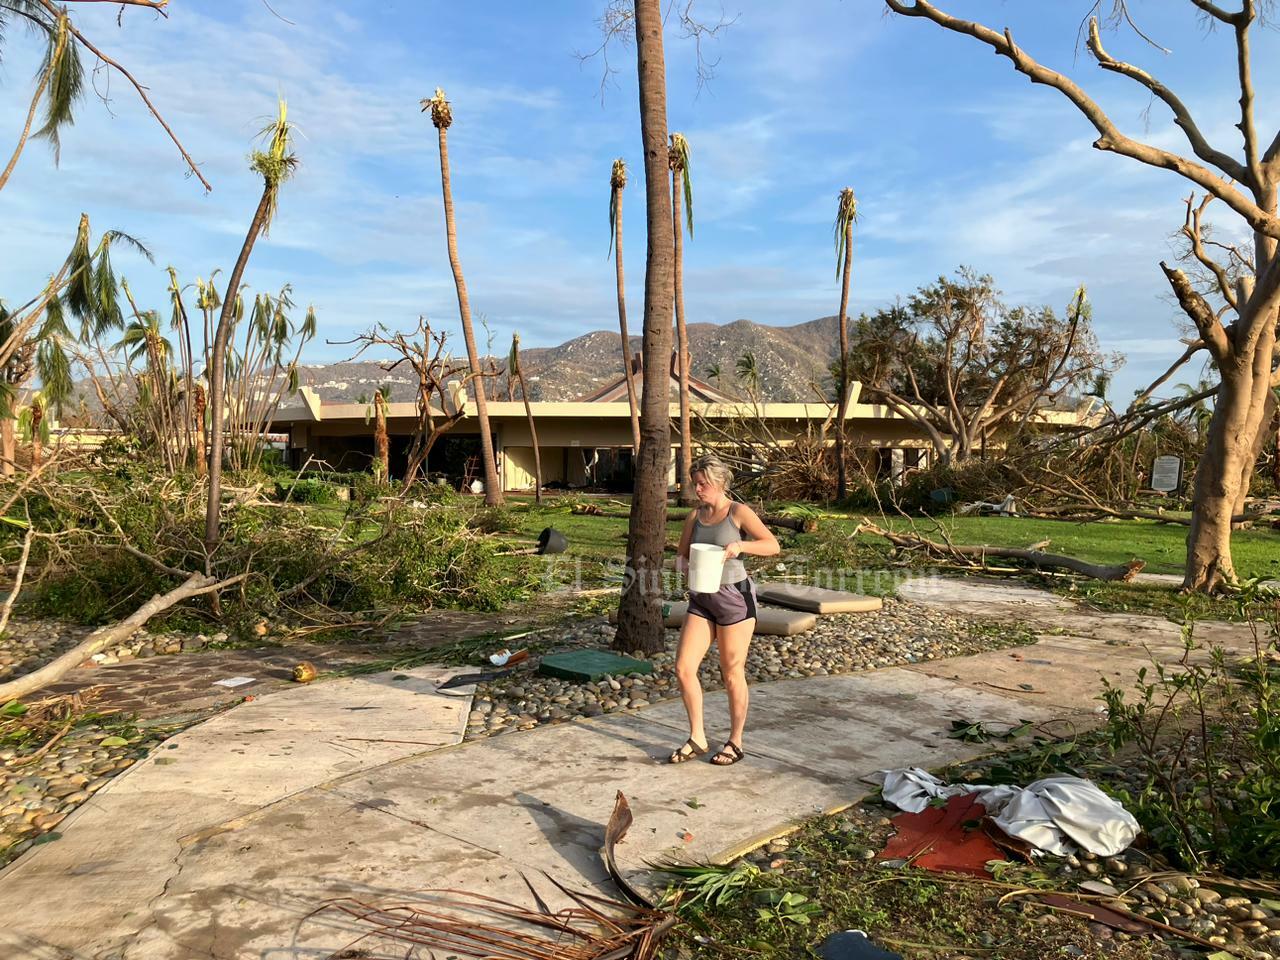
423, 87, 503, 506
668, 133, 696, 505
205, 99, 298, 553
118, 299, 179, 467
0, 0, 208, 192
18, 391, 48, 470
509, 333, 542, 504
0, 6, 79, 193
167, 267, 198, 470
736, 350, 760, 400
614, 0, 676, 657
0, 216, 141, 475
833, 187, 858, 501
610, 158, 642, 450
363, 384, 391, 483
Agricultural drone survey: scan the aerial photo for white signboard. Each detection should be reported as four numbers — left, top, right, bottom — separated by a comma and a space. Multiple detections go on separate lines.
1151, 455, 1182, 493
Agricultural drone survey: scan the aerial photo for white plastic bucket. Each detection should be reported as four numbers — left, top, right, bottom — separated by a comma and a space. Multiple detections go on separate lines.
688, 543, 727, 593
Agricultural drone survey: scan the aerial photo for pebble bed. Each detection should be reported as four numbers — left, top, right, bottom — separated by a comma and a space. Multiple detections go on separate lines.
0, 619, 222, 681
0, 725, 166, 864
736, 805, 1280, 960
1050, 854, 1280, 957
465, 598, 1031, 740
739, 747, 1280, 958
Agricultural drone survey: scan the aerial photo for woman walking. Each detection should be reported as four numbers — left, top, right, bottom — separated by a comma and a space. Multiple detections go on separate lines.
669, 454, 779, 766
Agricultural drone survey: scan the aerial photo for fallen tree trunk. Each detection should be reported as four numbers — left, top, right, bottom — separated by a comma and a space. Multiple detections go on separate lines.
855, 521, 1145, 582
0, 571, 247, 704
1025, 504, 1268, 527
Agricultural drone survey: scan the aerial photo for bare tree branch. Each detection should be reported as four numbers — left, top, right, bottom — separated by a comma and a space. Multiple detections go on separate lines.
1160, 261, 1233, 361
1086, 19, 1247, 183
31, 0, 211, 191
1183, 193, 1241, 309
883, 0, 1280, 239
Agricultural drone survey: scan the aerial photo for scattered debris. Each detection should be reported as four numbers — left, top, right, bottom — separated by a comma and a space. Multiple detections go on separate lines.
488, 648, 529, 667
958, 494, 1019, 517
213, 676, 256, 689
876, 768, 1139, 857
876, 795, 1005, 878
438, 670, 512, 691
1037, 894, 1147, 934
292, 662, 318, 683
321, 791, 676, 959
818, 929, 903, 960
853, 520, 1145, 581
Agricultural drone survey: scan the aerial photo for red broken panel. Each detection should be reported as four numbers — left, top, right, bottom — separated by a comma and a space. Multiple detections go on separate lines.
1039, 895, 1149, 934
877, 795, 1006, 878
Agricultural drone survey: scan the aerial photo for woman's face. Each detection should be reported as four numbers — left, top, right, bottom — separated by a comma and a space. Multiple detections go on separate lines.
692, 471, 723, 505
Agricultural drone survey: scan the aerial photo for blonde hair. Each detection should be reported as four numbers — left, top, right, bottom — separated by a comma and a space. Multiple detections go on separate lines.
690, 453, 733, 493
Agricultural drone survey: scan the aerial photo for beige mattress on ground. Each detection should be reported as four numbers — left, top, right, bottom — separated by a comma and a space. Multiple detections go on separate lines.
754, 583, 884, 614
609, 601, 816, 636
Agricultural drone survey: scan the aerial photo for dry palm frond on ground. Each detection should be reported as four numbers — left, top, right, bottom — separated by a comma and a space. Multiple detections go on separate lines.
318, 882, 675, 960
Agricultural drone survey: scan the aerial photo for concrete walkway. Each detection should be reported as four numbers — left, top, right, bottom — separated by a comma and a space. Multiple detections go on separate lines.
0, 579, 1263, 959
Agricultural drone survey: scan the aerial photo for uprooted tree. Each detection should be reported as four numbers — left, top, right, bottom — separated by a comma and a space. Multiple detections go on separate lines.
843, 268, 1111, 466
884, 0, 1280, 593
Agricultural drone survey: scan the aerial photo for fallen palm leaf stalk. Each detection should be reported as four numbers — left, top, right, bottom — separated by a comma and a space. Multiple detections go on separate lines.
318, 792, 676, 959
318, 886, 673, 960
853, 520, 1145, 582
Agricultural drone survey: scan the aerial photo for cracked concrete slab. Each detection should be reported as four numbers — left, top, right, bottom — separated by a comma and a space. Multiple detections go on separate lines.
0, 665, 1060, 959
1, 581, 1266, 959
898, 575, 1072, 613
0, 665, 473, 958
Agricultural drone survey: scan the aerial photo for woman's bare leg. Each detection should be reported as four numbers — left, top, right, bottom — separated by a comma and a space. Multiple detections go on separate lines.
674, 613, 715, 753
714, 618, 754, 759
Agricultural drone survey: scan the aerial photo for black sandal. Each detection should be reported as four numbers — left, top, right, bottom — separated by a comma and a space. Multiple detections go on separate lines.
669, 738, 709, 764
710, 741, 745, 766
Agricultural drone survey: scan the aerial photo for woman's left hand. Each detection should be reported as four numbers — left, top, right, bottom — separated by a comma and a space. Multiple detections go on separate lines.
723, 541, 743, 560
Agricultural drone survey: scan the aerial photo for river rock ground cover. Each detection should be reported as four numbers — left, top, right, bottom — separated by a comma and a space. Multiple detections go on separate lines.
465, 598, 1035, 739
0, 617, 220, 681
665, 720, 1280, 959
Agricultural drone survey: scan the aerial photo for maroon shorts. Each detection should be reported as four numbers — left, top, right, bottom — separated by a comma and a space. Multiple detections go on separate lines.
687, 578, 757, 627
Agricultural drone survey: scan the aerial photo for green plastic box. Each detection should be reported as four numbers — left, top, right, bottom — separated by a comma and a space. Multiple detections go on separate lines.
538, 650, 654, 682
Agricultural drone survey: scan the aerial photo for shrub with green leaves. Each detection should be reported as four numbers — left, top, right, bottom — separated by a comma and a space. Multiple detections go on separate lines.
275, 477, 339, 505
1101, 590, 1280, 877
12, 466, 538, 628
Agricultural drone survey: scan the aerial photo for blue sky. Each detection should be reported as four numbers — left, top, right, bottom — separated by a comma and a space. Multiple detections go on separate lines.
2, 1, 1276, 401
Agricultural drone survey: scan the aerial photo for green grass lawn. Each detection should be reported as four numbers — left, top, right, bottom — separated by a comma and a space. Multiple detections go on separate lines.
510, 497, 1279, 582
831, 512, 1280, 580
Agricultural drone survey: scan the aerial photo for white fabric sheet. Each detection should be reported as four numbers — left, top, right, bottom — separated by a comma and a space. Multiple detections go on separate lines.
873, 768, 1139, 857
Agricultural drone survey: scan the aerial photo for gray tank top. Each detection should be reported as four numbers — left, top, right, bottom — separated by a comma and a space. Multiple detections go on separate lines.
692, 504, 749, 586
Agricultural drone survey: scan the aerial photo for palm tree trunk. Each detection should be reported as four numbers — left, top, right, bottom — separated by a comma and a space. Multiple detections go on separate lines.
30, 399, 43, 471
204, 187, 273, 558
193, 382, 207, 478
835, 218, 853, 501
614, 0, 675, 657
173, 278, 198, 470
516, 369, 542, 505
435, 123, 502, 507
613, 181, 642, 451
0, 24, 62, 195
374, 391, 390, 482
0, 419, 13, 478
671, 167, 695, 506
